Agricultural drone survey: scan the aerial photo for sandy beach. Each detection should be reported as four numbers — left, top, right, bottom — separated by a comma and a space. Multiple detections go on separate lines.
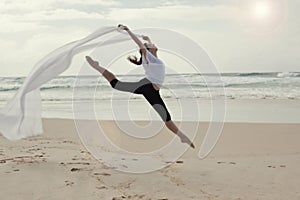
1, 0, 300, 199
1, 118, 299, 200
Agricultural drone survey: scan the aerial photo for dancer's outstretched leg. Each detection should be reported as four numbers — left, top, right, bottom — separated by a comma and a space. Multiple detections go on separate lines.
86, 56, 116, 82
143, 91, 195, 149
165, 120, 195, 148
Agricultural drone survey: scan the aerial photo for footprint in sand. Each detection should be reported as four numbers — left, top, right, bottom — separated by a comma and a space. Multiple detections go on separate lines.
96, 185, 107, 190
62, 140, 78, 145
160, 166, 184, 186
112, 196, 126, 200
268, 165, 286, 168
66, 162, 90, 165
93, 172, 111, 176
64, 180, 74, 186
112, 194, 146, 200
7, 155, 47, 165
217, 161, 236, 165
120, 164, 128, 168
164, 160, 183, 164
70, 168, 81, 172
0, 149, 4, 156
27, 148, 42, 152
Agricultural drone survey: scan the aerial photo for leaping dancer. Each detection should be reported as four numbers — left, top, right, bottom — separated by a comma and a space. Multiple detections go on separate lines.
86, 25, 195, 148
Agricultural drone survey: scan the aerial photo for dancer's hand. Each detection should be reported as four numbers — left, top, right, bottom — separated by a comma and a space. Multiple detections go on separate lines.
118, 24, 129, 31
142, 35, 150, 41
85, 56, 99, 69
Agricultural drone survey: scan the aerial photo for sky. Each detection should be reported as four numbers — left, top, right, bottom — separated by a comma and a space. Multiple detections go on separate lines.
0, 0, 299, 76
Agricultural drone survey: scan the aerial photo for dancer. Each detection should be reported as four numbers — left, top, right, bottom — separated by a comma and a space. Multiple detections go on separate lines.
86, 25, 195, 148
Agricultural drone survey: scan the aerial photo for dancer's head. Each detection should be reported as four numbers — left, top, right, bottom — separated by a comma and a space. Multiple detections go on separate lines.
127, 43, 158, 65
144, 43, 158, 55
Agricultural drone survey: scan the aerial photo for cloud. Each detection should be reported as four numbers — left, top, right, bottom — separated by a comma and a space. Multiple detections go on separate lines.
0, 0, 118, 33
0, 1, 232, 35
0, 18, 48, 33
0, 0, 120, 12
106, 4, 236, 22
0, 1, 237, 33
0, 0, 54, 12
0, 26, 92, 76
0, 0, 299, 75
61, 0, 121, 6
0, 10, 105, 33
21, 9, 105, 21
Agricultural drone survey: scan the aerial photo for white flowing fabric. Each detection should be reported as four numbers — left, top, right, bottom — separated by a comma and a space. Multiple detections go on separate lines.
0, 26, 137, 140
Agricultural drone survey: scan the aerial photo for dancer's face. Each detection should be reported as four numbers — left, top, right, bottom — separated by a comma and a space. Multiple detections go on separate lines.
145, 43, 158, 54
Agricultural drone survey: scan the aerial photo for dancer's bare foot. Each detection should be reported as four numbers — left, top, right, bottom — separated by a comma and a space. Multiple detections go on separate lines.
85, 56, 114, 79
85, 56, 99, 69
177, 132, 195, 149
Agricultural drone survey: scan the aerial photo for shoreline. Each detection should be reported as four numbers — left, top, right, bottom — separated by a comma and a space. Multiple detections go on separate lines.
42, 117, 300, 124
42, 99, 300, 123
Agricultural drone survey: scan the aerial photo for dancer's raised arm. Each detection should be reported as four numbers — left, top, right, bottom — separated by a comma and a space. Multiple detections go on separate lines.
142, 35, 152, 44
118, 25, 146, 52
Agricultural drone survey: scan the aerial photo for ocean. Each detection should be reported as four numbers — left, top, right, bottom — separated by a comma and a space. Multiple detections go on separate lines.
0, 72, 299, 122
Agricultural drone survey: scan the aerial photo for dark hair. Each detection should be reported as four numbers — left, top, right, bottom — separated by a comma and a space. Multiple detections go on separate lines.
127, 50, 142, 65
127, 43, 149, 65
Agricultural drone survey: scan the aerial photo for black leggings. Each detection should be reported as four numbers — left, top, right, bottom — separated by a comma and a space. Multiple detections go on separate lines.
110, 78, 171, 122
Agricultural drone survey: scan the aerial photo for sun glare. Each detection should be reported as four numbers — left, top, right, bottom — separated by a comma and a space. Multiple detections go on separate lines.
252, 1, 272, 20
237, 0, 287, 35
